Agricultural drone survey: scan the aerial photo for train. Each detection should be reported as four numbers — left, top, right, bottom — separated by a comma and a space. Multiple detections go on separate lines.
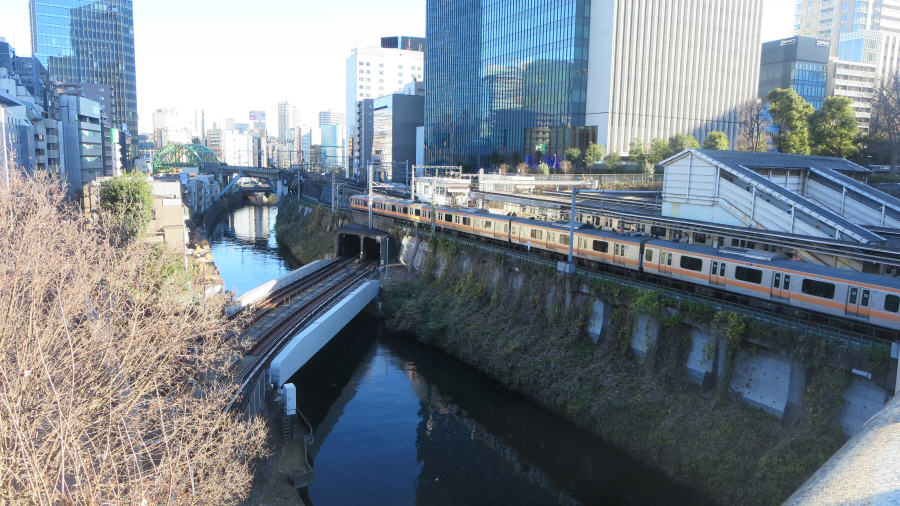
351, 194, 900, 331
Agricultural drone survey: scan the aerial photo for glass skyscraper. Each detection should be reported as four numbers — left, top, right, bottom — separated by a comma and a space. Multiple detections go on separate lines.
425, 0, 595, 168
30, 0, 137, 145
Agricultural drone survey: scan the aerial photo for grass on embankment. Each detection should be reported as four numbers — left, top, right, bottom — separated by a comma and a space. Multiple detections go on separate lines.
274, 197, 350, 265
382, 236, 848, 506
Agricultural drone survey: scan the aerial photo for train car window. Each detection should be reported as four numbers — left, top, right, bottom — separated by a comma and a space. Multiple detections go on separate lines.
679, 256, 703, 272
717, 237, 725, 247
801, 279, 836, 299
614, 244, 620, 256
712, 261, 718, 274
719, 263, 726, 276
560, 234, 570, 246
530, 229, 543, 240
773, 273, 781, 288
884, 295, 900, 313
391, 205, 397, 212
414, 209, 421, 217
484, 221, 492, 229
735, 266, 763, 284
668, 253, 673, 266
783, 275, 791, 290
444, 214, 453, 223
504, 225, 509, 233
861, 290, 871, 307
462, 217, 471, 226
645, 249, 653, 262
592, 240, 608, 253
403, 207, 409, 214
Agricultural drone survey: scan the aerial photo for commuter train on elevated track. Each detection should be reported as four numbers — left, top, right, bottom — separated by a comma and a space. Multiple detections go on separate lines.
351, 194, 900, 331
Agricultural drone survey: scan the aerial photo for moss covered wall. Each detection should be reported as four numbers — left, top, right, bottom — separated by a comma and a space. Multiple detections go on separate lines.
382, 232, 896, 506
274, 197, 351, 265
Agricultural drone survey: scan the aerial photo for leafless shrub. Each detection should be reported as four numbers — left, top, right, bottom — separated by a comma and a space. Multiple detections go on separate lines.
498, 163, 509, 175
515, 162, 528, 175
871, 71, 900, 172
559, 160, 573, 175
0, 171, 268, 504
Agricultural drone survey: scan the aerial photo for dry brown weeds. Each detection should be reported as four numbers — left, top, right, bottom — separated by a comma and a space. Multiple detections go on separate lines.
0, 172, 268, 505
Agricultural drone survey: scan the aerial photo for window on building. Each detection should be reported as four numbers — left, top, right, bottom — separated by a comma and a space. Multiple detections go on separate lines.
379, 71, 384, 75
359, 70, 364, 74
359, 85, 363, 89
365, 62, 370, 66
379, 63, 384, 67
801, 279, 836, 299
359, 62, 364, 66
399, 65, 403, 69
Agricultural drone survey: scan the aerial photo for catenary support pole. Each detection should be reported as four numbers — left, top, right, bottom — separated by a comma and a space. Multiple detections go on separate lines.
368, 163, 374, 229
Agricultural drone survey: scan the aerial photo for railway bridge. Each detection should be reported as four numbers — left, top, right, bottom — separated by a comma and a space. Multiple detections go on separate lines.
222, 255, 384, 489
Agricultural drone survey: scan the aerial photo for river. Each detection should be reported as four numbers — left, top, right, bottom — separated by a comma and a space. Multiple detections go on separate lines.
209, 204, 715, 506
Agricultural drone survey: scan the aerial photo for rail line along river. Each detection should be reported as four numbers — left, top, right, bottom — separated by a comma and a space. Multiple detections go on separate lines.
209, 203, 715, 506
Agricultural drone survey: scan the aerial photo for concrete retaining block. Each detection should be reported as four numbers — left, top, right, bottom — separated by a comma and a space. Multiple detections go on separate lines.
587, 299, 607, 343
400, 236, 419, 267
413, 242, 430, 272
730, 348, 792, 419
631, 314, 658, 362
841, 376, 888, 437
685, 327, 715, 386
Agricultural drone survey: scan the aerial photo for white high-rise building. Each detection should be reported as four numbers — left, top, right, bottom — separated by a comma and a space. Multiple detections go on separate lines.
345, 45, 425, 170
795, 0, 900, 56
318, 109, 345, 127
586, 0, 764, 152
277, 101, 299, 142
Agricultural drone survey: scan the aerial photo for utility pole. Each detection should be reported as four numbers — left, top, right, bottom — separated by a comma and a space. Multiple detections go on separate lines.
411, 164, 416, 202
331, 171, 336, 213
368, 163, 374, 229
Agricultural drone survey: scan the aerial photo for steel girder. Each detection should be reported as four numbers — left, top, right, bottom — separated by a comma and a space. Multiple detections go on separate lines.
152, 143, 222, 174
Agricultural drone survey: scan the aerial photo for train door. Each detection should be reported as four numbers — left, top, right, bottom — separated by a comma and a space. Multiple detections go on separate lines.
771, 272, 792, 301
710, 260, 727, 287
613, 243, 626, 266
658, 250, 673, 275
845, 286, 871, 320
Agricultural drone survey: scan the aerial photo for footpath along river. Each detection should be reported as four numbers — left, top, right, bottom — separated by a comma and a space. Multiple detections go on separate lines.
210, 203, 715, 506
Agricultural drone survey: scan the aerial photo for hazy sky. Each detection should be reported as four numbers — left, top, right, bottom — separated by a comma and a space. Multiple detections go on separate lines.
0, 0, 795, 134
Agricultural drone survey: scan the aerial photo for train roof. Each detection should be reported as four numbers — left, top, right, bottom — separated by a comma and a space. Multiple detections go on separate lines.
646, 239, 900, 289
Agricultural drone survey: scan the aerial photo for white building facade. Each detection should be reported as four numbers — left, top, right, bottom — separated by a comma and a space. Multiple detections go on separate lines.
585, 0, 764, 153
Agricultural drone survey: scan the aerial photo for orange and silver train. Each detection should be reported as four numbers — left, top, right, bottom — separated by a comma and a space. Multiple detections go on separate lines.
352, 195, 900, 330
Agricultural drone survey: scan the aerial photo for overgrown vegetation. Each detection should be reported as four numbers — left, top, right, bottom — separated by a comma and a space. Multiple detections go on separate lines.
274, 196, 349, 264
382, 235, 853, 506
0, 171, 268, 504
99, 172, 154, 241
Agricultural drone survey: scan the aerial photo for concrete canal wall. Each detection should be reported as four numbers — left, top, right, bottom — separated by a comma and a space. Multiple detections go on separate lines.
383, 232, 899, 506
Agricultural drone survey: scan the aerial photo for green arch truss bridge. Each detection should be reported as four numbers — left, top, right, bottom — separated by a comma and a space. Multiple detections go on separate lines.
152, 143, 222, 174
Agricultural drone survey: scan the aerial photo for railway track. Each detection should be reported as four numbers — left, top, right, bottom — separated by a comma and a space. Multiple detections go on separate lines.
223, 259, 377, 414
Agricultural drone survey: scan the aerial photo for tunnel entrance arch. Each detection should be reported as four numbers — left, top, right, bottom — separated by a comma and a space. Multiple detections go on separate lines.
334, 223, 390, 262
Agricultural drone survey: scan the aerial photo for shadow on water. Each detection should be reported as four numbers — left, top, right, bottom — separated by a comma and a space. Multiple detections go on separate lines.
287, 315, 715, 506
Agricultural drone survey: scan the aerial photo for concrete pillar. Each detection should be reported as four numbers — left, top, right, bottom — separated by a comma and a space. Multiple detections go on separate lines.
277, 179, 286, 197
785, 363, 807, 424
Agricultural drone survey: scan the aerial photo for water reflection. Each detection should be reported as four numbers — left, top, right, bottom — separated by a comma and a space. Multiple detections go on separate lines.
291, 317, 714, 506
207, 204, 300, 295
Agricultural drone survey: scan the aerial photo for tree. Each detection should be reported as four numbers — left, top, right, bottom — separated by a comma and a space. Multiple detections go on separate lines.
869, 71, 900, 172
629, 138, 646, 163
583, 142, 606, 171
559, 160, 573, 174
0, 171, 268, 504
767, 88, 815, 154
510, 150, 523, 168
534, 148, 545, 166
489, 150, 502, 167
703, 131, 730, 150
669, 134, 701, 154
809, 96, 860, 158
737, 98, 770, 152
648, 138, 672, 164
515, 162, 528, 175
99, 172, 154, 241
606, 151, 622, 170
565, 147, 582, 166
498, 163, 510, 175
533, 162, 550, 175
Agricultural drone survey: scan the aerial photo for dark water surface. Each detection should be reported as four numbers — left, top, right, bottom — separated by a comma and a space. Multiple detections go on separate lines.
211, 204, 715, 506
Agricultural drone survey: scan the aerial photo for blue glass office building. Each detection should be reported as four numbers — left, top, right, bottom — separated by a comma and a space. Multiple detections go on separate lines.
425, 0, 595, 167
30, 0, 137, 143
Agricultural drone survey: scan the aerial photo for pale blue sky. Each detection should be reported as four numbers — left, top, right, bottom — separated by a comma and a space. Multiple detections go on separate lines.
0, 0, 794, 134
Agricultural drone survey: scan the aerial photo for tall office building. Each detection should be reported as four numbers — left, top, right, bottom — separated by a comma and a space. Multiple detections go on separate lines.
30, 0, 138, 151
278, 101, 299, 142
794, 0, 900, 55
425, 0, 763, 167
318, 109, 346, 127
